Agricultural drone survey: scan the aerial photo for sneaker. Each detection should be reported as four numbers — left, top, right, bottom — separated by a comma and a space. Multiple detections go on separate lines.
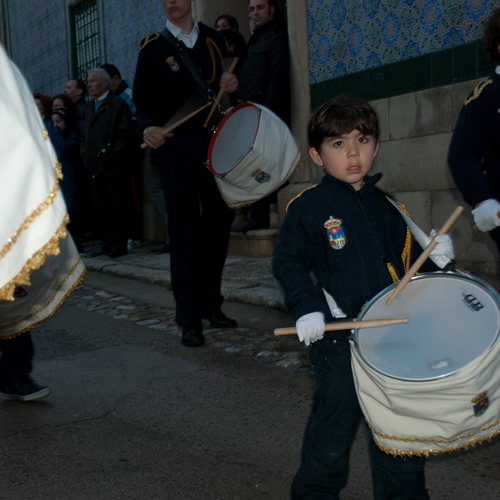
0, 377, 51, 401
127, 239, 141, 250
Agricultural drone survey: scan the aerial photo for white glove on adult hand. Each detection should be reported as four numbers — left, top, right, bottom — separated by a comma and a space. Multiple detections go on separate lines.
471, 199, 500, 232
429, 229, 455, 268
296, 312, 325, 346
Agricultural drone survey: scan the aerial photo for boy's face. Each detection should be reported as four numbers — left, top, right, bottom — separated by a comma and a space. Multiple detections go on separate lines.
309, 129, 380, 190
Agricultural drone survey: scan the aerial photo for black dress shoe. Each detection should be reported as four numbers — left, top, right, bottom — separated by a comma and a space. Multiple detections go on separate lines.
206, 310, 237, 329
181, 326, 205, 347
108, 248, 128, 258
91, 247, 112, 257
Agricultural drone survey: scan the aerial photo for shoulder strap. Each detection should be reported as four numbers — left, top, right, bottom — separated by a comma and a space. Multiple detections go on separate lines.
160, 27, 216, 100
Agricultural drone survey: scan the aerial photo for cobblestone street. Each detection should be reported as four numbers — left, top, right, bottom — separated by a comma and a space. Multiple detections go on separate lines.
68, 282, 311, 372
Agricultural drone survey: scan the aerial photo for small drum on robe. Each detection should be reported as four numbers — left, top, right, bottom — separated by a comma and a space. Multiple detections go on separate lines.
206, 102, 301, 208
350, 272, 500, 457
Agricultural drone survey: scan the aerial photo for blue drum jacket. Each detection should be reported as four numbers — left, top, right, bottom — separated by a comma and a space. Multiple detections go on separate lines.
272, 173, 434, 322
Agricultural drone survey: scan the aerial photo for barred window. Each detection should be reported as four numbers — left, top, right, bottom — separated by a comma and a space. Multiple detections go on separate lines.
70, 0, 100, 81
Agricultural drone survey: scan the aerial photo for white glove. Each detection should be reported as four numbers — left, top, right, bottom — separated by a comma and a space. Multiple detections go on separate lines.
296, 312, 325, 346
429, 229, 455, 268
471, 199, 500, 232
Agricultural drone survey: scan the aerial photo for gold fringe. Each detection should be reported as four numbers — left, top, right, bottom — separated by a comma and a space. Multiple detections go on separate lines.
368, 419, 500, 457
0, 216, 69, 302
0, 268, 87, 339
0, 160, 63, 263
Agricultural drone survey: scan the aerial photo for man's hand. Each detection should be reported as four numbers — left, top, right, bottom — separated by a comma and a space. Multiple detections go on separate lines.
296, 312, 325, 346
220, 72, 238, 94
471, 199, 500, 232
143, 126, 173, 149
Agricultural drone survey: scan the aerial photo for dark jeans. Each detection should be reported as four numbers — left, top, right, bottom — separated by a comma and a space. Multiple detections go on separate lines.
0, 331, 34, 386
291, 334, 429, 500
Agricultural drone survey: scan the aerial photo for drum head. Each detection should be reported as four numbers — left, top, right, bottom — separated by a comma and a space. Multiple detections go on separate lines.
207, 103, 259, 176
354, 274, 500, 381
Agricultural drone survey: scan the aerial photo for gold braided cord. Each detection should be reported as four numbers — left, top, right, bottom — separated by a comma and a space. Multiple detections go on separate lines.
205, 37, 223, 85
368, 419, 500, 457
0, 216, 69, 302
464, 79, 493, 106
0, 268, 87, 339
386, 261, 400, 283
401, 227, 412, 274
0, 160, 63, 263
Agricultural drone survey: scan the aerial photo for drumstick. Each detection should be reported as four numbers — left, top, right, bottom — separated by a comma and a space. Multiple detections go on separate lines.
274, 318, 409, 336
386, 206, 463, 306
203, 57, 239, 128
140, 101, 212, 149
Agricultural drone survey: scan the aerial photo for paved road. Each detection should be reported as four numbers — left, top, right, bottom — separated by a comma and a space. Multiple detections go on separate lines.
1, 273, 499, 499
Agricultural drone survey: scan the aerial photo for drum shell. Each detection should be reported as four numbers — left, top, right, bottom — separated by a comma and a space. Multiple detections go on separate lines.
350, 273, 500, 456
207, 102, 300, 208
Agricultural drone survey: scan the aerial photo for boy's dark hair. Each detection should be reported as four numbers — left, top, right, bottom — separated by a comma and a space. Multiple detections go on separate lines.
308, 94, 379, 152
483, 7, 500, 63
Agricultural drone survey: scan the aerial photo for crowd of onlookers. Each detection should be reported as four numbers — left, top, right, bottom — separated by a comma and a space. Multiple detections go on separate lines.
33, 7, 287, 257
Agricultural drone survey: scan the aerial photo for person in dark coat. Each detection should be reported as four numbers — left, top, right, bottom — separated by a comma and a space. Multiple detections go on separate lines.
448, 6, 500, 260
231, 0, 290, 232
81, 68, 134, 258
133, 0, 238, 347
64, 79, 88, 120
49, 108, 87, 252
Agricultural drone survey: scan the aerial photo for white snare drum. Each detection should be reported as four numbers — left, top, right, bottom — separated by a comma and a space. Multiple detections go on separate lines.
350, 272, 500, 456
207, 102, 300, 208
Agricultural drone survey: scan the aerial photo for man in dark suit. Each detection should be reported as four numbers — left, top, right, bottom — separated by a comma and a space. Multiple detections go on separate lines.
64, 78, 88, 120
81, 68, 134, 258
133, 0, 238, 347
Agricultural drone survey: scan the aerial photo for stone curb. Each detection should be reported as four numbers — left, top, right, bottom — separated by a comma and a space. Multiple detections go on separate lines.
82, 257, 285, 311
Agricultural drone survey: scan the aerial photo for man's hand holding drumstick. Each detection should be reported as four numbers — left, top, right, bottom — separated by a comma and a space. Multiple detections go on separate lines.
141, 66, 239, 150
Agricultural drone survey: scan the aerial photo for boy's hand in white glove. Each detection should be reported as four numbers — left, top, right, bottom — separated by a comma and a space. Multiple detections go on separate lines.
296, 312, 325, 346
429, 229, 455, 267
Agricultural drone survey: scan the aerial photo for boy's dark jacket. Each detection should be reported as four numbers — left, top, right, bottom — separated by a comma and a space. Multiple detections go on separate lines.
273, 173, 434, 322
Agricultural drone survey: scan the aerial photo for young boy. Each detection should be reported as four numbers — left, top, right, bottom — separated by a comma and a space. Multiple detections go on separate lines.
273, 95, 453, 499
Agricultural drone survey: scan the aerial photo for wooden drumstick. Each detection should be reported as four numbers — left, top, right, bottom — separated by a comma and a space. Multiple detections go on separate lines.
140, 101, 212, 149
203, 57, 239, 128
386, 206, 463, 306
274, 318, 409, 336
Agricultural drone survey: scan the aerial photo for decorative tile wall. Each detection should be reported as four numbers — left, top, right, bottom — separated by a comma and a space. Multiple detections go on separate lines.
308, 0, 496, 85
6, 0, 166, 96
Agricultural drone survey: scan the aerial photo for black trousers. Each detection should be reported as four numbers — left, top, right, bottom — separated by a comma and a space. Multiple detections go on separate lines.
90, 173, 132, 251
0, 331, 34, 386
158, 132, 233, 327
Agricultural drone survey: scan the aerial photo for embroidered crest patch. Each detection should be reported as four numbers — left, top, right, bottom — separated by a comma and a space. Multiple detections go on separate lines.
324, 216, 345, 250
166, 56, 180, 72
472, 392, 489, 417
254, 170, 271, 183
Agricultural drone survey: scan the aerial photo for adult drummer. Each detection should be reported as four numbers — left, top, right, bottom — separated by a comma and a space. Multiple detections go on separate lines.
448, 6, 500, 263
133, 0, 238, 347
273, 95, 454, 499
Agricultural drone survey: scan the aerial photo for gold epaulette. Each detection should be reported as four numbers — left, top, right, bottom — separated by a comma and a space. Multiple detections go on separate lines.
139, 32, 160, 50
464, 79, 493, 106
286, 184, 319, 211
396, 201, 411, 218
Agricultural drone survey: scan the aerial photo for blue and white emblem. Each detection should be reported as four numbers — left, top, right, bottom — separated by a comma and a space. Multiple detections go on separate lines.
324, 216, 345, 250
